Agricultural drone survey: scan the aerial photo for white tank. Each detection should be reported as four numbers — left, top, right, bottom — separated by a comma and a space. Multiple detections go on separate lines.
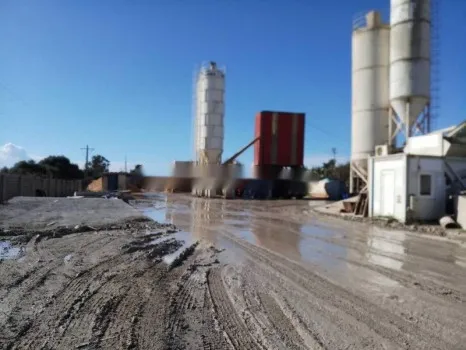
195, 62, 225, 164
390, 0, 430, 128
351, 11, 390, 173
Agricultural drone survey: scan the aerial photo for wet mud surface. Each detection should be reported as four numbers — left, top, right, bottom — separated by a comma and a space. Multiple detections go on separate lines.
1, 194, 466, 349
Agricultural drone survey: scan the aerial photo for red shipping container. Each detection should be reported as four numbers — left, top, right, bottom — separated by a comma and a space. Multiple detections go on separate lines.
254, 111, 305, 167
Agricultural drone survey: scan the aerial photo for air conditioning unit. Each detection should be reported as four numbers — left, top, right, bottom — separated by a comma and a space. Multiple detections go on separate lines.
375, 144, 390, 157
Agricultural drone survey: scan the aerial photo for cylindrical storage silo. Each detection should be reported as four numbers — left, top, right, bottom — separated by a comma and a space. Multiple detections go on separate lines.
195, 62, 225, 165
351, 11, 390, 178
389, 0, 430, 129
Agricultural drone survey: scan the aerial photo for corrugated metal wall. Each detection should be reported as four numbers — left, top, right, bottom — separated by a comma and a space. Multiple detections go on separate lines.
0, 174, 82, 204
254, 111, 305, 167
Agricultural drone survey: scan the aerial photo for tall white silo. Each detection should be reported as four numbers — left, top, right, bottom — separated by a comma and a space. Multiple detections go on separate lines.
194, 62, 225, 165
389, 0, 430, 140
350, 11, 390, 192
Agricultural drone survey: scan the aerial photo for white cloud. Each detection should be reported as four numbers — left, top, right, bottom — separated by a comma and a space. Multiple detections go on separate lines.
305, 154, 349, 168
0, 143, 33, 167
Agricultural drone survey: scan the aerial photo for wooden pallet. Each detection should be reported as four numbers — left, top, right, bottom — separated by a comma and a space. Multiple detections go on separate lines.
354, 192, 368, 217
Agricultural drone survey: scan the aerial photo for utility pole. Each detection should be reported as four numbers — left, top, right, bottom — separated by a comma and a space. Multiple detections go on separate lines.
331, 148, 337, 163
81, 145, 94, 176
331, 148, 337, 179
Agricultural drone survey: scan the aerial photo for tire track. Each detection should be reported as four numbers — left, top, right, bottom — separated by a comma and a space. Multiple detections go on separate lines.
347, 257, 466, 303
221, 232, 450, 349
10, 252, 128, 349
167, 270, 197, 338
271, 293, 328, 350
207, 267, 262, 350
89, 292, 127, 348
254, 290, 307, 350
165, 249, 228, 349
221, 265, 280, 350
250, 259, 389, 349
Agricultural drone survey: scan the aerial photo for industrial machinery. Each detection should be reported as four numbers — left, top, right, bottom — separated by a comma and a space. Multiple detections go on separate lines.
243, 111, 308, 199
253, 111, 306, 181
190, 110, 308, 199
223, 137, 259, 165
350, 11, 390, 194
389, 0, 431, 142
254, 111, 305, 167
191, 137, 258, 198
180, 61, 309, 200
194, 61, 225, 165
350, 1, 433, 194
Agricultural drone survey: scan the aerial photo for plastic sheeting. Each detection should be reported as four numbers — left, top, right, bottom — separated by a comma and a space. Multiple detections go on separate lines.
308, 179, 347, 200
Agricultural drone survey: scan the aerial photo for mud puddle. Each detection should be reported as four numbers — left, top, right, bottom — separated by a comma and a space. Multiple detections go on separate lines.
142, 207, 168, 224
228, 223, 348, 271
162, 231, 196, 265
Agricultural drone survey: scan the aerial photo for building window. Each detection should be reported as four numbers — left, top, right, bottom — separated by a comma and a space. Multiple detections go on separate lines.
420, 174, 432, 196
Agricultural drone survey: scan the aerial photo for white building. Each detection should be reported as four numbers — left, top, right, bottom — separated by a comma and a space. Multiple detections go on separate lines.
368, 121, 466, 223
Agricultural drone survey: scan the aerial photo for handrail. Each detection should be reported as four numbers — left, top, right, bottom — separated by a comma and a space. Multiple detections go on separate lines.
352, 12, 367, 30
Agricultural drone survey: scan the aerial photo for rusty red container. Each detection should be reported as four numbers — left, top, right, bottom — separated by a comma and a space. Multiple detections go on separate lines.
254, 111, 305, 167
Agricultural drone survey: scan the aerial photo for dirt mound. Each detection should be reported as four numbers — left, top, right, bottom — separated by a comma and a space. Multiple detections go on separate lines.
87, 177, 103, 192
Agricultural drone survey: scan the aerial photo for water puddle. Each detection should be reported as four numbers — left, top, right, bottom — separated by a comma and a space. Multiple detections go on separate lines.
236, 230, 256, 245
0, 241, 24, 260
163, 231, 196, 265
142, 207, 168, 224
147, 235, 174, 246
223, 218, 251, 229
301, 225, 347, 255
365, 228, 406, 271
346, 263, 400, 294
142, 193, 167, 201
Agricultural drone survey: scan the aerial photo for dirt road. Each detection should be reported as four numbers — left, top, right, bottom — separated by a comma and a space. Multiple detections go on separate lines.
1, 194, 466, 349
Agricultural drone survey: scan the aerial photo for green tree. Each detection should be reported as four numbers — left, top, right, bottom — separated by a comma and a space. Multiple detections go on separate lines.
7, 160, 46, 176
88, 155, 110, 179
5, 156, 83, 179
129, 164, 144, 189
308, 160, 350, 185
334, 162, 350, 185
39, 156, 84, 179
130, 164, 143, 175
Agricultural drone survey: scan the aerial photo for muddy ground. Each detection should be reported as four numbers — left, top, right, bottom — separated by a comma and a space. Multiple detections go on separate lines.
1, 195, 466, 349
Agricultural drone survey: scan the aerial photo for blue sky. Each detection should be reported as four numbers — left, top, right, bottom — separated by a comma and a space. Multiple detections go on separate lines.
1, 0, 465, 175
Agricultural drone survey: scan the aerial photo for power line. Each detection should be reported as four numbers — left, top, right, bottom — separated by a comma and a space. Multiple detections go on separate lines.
307, 121, 342, 138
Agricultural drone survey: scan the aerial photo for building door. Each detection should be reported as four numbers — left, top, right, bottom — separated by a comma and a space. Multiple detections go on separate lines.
107, 174, 118, 191
380, 170, 395, 217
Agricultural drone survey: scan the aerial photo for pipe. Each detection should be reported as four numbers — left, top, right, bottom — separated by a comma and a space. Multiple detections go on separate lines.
439, 216, 459, 229
222, 137, 260, 165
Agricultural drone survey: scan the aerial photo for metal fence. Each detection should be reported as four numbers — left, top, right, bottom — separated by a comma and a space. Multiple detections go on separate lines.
0, 174, 82, 204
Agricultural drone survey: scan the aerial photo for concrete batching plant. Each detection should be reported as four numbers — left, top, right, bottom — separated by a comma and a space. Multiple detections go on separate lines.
194, 61, 226, 165
350, 0, 432, 193
350, 11, 390, 193
349, 0, 466, 224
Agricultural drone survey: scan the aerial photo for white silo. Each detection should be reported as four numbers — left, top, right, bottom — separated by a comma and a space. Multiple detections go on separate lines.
389, 0, 430, 139
350, 11, 390, 192
194, 61, 225, 165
